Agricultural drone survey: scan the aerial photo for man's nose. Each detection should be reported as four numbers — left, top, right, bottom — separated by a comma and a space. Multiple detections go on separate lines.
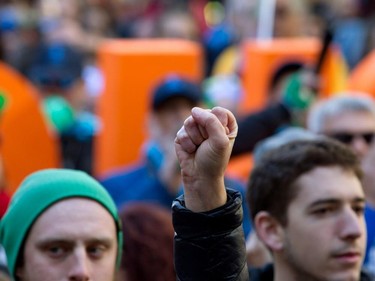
68, 248, 90, 281
338, 208, 364, 241
350, 137, 369, 159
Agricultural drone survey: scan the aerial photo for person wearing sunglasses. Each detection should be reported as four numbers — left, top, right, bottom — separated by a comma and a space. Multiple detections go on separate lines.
307, 92, 375, 274
328, 132, 375, 148
308, 93, 375, 160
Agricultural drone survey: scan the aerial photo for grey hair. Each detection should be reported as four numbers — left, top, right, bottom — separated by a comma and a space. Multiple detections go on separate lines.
253, 127, 324, 163
307, 92, 375, 133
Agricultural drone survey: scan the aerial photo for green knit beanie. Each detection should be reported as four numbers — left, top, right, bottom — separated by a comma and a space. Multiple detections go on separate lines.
0, 169, 123, 280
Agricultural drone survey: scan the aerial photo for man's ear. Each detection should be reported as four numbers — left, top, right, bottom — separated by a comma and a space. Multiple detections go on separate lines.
254, 211, 285, 252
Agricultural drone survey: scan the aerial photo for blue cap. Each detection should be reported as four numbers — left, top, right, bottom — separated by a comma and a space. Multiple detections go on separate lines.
26, 43, 84, 90
152, 75, 202, 110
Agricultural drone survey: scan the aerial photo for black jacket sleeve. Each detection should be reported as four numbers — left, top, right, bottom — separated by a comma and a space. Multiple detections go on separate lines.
172, 189, 249, 281
231, 103, 291, 157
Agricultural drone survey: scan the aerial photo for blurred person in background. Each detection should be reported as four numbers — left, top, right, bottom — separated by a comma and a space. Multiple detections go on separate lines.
231, 61, 317, 156
330, 0, 369, 69
101, 75, 252, 237
37, 0, 110, 53
206, 0, 319, 77
203, 0, 257, 76
273, 0, 314, 38
154, 5, 199, 41
0, 1, 40, 69
202, 73, 243, 116
308, 0, 375, 70
112, 0, 184, 39
118, 202, 175, 281
23, 42, 97, 174
101, 75, 202, 209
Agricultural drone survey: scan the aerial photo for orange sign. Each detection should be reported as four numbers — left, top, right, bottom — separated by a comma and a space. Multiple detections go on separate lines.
0, 62, 60, 195
94, 39, 203, 178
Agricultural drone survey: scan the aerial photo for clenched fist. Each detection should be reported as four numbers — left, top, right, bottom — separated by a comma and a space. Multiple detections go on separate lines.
175, 107, 238, 212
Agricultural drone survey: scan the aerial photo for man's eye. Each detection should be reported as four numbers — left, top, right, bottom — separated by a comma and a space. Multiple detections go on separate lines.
313, 207, 333, 216
353, 205, 365, 215
87, 245, 106, 258
46, 246, 67, 258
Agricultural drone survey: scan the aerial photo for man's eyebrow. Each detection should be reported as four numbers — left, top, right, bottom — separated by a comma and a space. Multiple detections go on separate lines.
308, 197, 366, 208
35, 239, 74, 248
85, 238, 114, 246
35, 237, 114, 248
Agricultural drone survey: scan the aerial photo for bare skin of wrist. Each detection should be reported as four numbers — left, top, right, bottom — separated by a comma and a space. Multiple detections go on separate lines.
183, 177, 227, 212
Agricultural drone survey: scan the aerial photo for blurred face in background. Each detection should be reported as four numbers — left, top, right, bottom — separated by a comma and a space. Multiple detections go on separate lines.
157, 10, 199, 41
274, 0, 312, 37
150, 97, 197, 143
331, 0, 361, 17
322, 110, 375, 161
227, 0, 257, 40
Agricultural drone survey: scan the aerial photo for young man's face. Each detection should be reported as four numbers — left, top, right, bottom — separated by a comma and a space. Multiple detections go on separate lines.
281, 166, 366, 281
17, 198, 118, 281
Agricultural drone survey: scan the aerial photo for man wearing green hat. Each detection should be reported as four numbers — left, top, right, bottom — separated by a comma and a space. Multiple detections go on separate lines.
0, 169, 122, 281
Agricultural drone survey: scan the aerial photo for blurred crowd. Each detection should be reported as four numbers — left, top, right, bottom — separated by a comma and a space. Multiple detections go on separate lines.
1, 0, 375, 76
0, 0, 374, 173
1, 0, 375, 281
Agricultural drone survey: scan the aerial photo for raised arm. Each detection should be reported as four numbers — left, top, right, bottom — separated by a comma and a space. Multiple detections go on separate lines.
173, 107, 249, 281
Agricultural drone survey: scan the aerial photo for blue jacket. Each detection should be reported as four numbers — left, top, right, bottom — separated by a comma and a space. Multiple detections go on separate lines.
364, 204, 375, 274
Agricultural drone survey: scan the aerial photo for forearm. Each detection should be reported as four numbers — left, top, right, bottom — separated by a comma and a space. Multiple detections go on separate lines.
172, 189, 249, 281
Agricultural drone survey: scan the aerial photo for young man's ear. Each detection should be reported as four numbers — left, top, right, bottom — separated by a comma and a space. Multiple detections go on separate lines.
254, 211, 285, 251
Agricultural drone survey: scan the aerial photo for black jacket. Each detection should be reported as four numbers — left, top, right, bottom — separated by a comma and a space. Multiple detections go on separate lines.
173, 189, 248, 281
172, 189, 375, 281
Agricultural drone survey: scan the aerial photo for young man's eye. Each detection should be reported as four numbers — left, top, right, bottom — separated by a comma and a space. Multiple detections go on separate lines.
353, 205, 365, 215
312, 207, 334, 216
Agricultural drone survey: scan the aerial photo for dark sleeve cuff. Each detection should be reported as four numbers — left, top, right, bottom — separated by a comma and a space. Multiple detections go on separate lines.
172, 188, 244, 238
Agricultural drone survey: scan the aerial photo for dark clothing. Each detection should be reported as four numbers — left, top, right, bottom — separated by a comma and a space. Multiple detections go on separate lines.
60, 133, 93, 175
249, 264, 273, 281
172, 189, 248, 281
231, 103, 290, 157
172, 189, 375, 281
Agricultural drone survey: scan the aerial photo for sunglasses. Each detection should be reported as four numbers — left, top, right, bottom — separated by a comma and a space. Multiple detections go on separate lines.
329, 132, 375, 145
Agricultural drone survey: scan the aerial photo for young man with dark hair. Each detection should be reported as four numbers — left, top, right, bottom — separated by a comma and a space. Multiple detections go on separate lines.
308, 93, 375, 273
172, 106, 374, 280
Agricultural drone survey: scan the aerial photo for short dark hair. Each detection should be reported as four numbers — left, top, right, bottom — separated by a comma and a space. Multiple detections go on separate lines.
247, 139, 363, 226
